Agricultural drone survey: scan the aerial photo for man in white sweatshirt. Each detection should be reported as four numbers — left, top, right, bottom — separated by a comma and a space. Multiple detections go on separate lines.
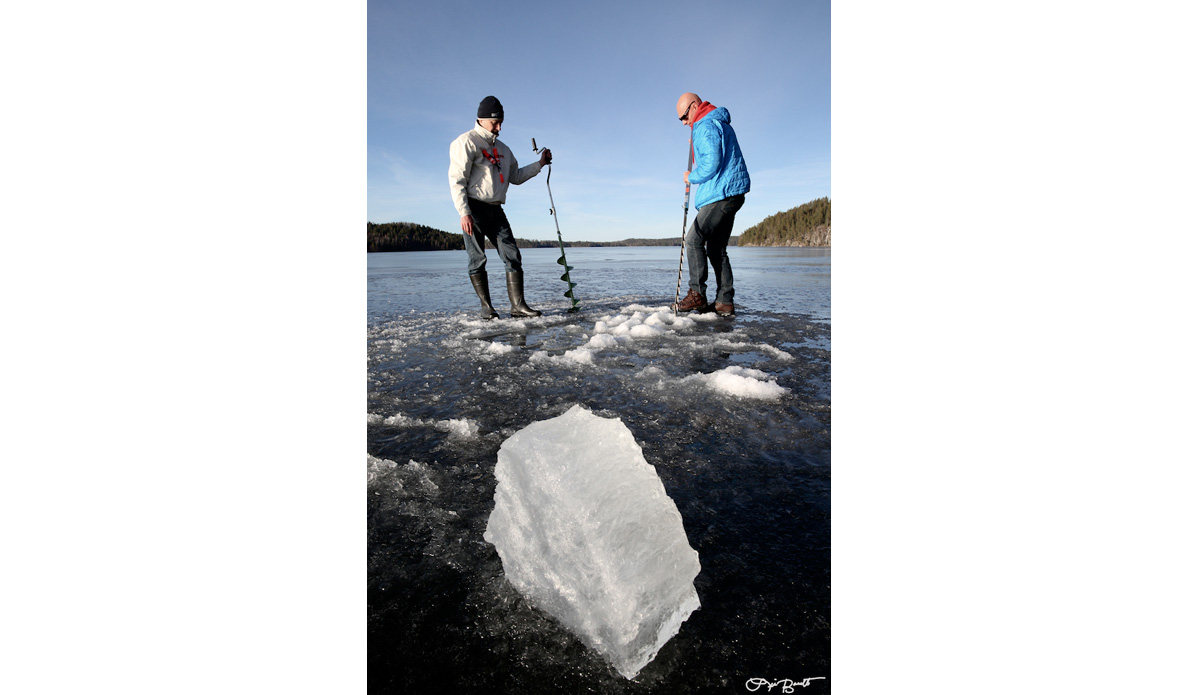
448, 95, 552, 319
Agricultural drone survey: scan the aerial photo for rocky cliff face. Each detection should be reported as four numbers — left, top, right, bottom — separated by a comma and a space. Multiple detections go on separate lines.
738, 224, 830, 247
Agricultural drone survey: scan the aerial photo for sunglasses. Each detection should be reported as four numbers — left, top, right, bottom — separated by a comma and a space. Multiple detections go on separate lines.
679, 101, 696, 122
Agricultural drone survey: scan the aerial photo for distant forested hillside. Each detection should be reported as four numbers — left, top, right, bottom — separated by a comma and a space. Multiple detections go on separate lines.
368, 222, 464, 252
737, 197, 831, 247
367, 221, 688, 251
567, 238, 682, 247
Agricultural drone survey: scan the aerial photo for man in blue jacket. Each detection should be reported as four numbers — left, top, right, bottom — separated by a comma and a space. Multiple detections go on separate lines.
673, 92, 751, 316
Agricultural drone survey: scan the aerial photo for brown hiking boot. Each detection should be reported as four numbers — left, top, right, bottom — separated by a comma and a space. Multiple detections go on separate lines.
714, 302, 735, 317
673, 288, 708, 312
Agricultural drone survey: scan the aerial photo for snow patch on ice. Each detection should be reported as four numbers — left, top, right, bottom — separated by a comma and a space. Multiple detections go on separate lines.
484, 341, 518, 355
593, 307, 696, 336
586, 333, 620, 350
563, 347, 596, 365
527, 304, 712, 366
758, 343, 794, 361
529, 346, 596, 366
629, 323, 666, 338
684, 366, 790, 400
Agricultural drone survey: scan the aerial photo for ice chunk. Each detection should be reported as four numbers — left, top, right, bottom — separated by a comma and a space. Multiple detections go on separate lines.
378, 413, 481, 438
366, 454, 397, 486
484, 405, 701, 679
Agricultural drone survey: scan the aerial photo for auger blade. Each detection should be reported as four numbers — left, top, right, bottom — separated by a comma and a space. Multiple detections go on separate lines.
535, 138, 581, 312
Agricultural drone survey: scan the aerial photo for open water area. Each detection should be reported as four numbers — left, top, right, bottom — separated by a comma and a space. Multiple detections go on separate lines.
367, 246, 831, 693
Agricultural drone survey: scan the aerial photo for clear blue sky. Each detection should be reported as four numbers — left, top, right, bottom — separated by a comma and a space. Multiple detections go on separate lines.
368, 0, 830, 242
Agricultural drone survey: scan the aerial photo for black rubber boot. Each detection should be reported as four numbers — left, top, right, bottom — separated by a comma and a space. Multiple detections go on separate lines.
470, 272, 499, 320
506, 271, 542, 317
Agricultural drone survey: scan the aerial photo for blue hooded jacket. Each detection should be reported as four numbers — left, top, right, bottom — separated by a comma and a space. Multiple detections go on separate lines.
689, 106, 750, 209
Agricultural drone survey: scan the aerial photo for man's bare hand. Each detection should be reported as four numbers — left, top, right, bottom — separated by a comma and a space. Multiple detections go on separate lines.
461, 215, 474, 236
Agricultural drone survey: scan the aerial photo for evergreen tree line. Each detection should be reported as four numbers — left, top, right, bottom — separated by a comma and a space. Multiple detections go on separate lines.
366, 221, 695, 252
737, 197, 831, 247
562, 238, 689, 248
368, 198, 836, 252
367, 222, 464, 252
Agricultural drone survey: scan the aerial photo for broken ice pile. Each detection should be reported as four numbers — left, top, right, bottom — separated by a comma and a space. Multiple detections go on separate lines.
484, 405, 701, 679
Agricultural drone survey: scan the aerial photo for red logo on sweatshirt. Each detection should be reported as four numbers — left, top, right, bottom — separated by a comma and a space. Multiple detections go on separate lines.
482, 147, 505, 183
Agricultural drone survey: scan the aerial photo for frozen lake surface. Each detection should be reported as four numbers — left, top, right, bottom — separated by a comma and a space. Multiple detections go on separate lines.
368, 246, 830, 693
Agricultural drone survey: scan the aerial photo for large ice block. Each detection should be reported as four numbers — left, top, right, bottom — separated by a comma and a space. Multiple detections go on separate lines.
484, 405, 701, 679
